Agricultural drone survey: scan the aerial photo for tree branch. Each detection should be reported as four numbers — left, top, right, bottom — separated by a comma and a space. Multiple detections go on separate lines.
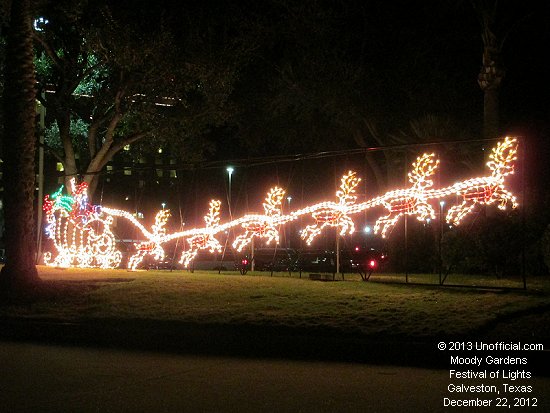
32, 31, 63, 68
85, 132, 148, 175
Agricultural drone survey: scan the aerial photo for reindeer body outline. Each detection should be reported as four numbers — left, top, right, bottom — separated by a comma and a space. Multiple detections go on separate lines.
180, 200, 223, 268
300, 171, 361, 245
443, 137, 518, 225
372, 153, 439, 238
232, 187, 286, 252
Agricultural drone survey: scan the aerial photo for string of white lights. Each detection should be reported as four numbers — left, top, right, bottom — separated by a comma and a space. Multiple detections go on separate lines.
42, 138, 518, 269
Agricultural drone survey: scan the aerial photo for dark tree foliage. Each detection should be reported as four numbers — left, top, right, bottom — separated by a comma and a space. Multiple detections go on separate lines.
34, 0, 254, 201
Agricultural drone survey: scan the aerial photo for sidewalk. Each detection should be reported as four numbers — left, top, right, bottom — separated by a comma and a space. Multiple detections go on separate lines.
0, 341, 474, 413
1, 315, 548, 376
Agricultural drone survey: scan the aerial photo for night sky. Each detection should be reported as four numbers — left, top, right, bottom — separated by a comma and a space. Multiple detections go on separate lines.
116, 0, 550, 131
102, 0, 550, 222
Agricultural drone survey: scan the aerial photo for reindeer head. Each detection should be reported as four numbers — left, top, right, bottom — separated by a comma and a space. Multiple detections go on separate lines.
263, 187, 285, 216
408, 153, 439, 189
204, 200, 222, 227
337, 171, 361, 205
487, 137, 518, 178
152, 209, 171, 236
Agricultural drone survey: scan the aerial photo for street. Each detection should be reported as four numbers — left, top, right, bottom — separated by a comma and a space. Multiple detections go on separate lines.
2, 341, 549, 412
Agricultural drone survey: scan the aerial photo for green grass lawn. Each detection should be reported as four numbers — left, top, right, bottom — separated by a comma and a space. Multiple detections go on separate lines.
1, 266, 549, 342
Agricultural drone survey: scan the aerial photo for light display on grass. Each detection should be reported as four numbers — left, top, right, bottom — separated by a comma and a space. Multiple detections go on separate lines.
42, 138, 519, 269
233, 186, 286, 252
370, 153, 440, 238
43, 179, 122, 268
443, 137, 518, 225
126, 209, 171, 271
179, 200, 223, 268
300, 171, 361, 245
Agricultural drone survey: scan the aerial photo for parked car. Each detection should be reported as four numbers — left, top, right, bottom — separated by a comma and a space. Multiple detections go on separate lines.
188, 250, 242, 272
239, 248, 297, 274
295, 247, 387, 280
344, 246, 388, 280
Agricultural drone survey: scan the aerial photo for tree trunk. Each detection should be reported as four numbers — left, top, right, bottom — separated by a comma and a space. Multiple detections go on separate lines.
483, 87, 500, 140
57, 111, 79, 192
0, 0, 41, 292
475, 2, 505, 140
83, 173, 101, 204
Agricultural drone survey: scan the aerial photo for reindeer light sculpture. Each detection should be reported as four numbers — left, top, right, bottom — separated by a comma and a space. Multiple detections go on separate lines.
233, 187, 286, 252
42, 138, 519, 270
443, 137, 518, 225
371, 153, 440, 238
300, 171, 361, 245
180, 200, 223, 268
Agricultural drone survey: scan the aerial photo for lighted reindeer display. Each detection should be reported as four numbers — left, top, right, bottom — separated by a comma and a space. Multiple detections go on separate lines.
179, 200, 223, 268
443, 137, 518, 225
127, 209, 171, 270
371, 153, 440, 238
232, 187, 286, 252
42, 138, 520, 270
300, 171, 361, 245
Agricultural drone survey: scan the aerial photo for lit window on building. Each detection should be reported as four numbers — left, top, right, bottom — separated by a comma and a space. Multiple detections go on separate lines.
56, 162, 64, 172
170, 170, 177, 178
156, 169, 163, 178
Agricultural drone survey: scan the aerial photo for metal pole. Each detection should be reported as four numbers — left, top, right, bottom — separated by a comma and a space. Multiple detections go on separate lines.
439, 201, 445, 285
405, 214, 408, 283
251, 237, 255, 272
521, 138, 527, 289
404, 152, 409, 283
336, 232, 340, 276
219, 167, 234, 274
227, 167, 233, 220
287, 196, 292, 248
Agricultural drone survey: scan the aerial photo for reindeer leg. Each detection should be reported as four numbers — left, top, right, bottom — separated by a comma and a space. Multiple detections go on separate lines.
233, 232, 253, 252
415, 202, 436, 222
375, 213, 402, 238
338, 216, 354, 236
264, 227, 279, 245
446, 203, 464, 225
496, 190, 518, 210
301, 223, 323, 245
447, 201, 477, 226
128, 250, 147, 270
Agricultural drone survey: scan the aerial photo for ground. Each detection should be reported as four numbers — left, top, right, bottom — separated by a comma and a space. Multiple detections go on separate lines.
1, 266, 548, 371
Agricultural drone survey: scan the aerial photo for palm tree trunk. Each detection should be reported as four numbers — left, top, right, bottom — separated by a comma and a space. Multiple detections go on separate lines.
0, 0, 41, 292
483, 87, 500, 140
474, 1, 505, 140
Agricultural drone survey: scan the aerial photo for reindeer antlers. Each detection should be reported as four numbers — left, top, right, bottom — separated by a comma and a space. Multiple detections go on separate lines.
263, 187, 285, 216
408, 153, 439, 188
337, 171, 361, 205
487, 137, 518, 177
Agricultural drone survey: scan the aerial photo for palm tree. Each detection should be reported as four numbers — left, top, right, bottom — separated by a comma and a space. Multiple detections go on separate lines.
0, 0, 41, 292
472, 0, 506, 140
